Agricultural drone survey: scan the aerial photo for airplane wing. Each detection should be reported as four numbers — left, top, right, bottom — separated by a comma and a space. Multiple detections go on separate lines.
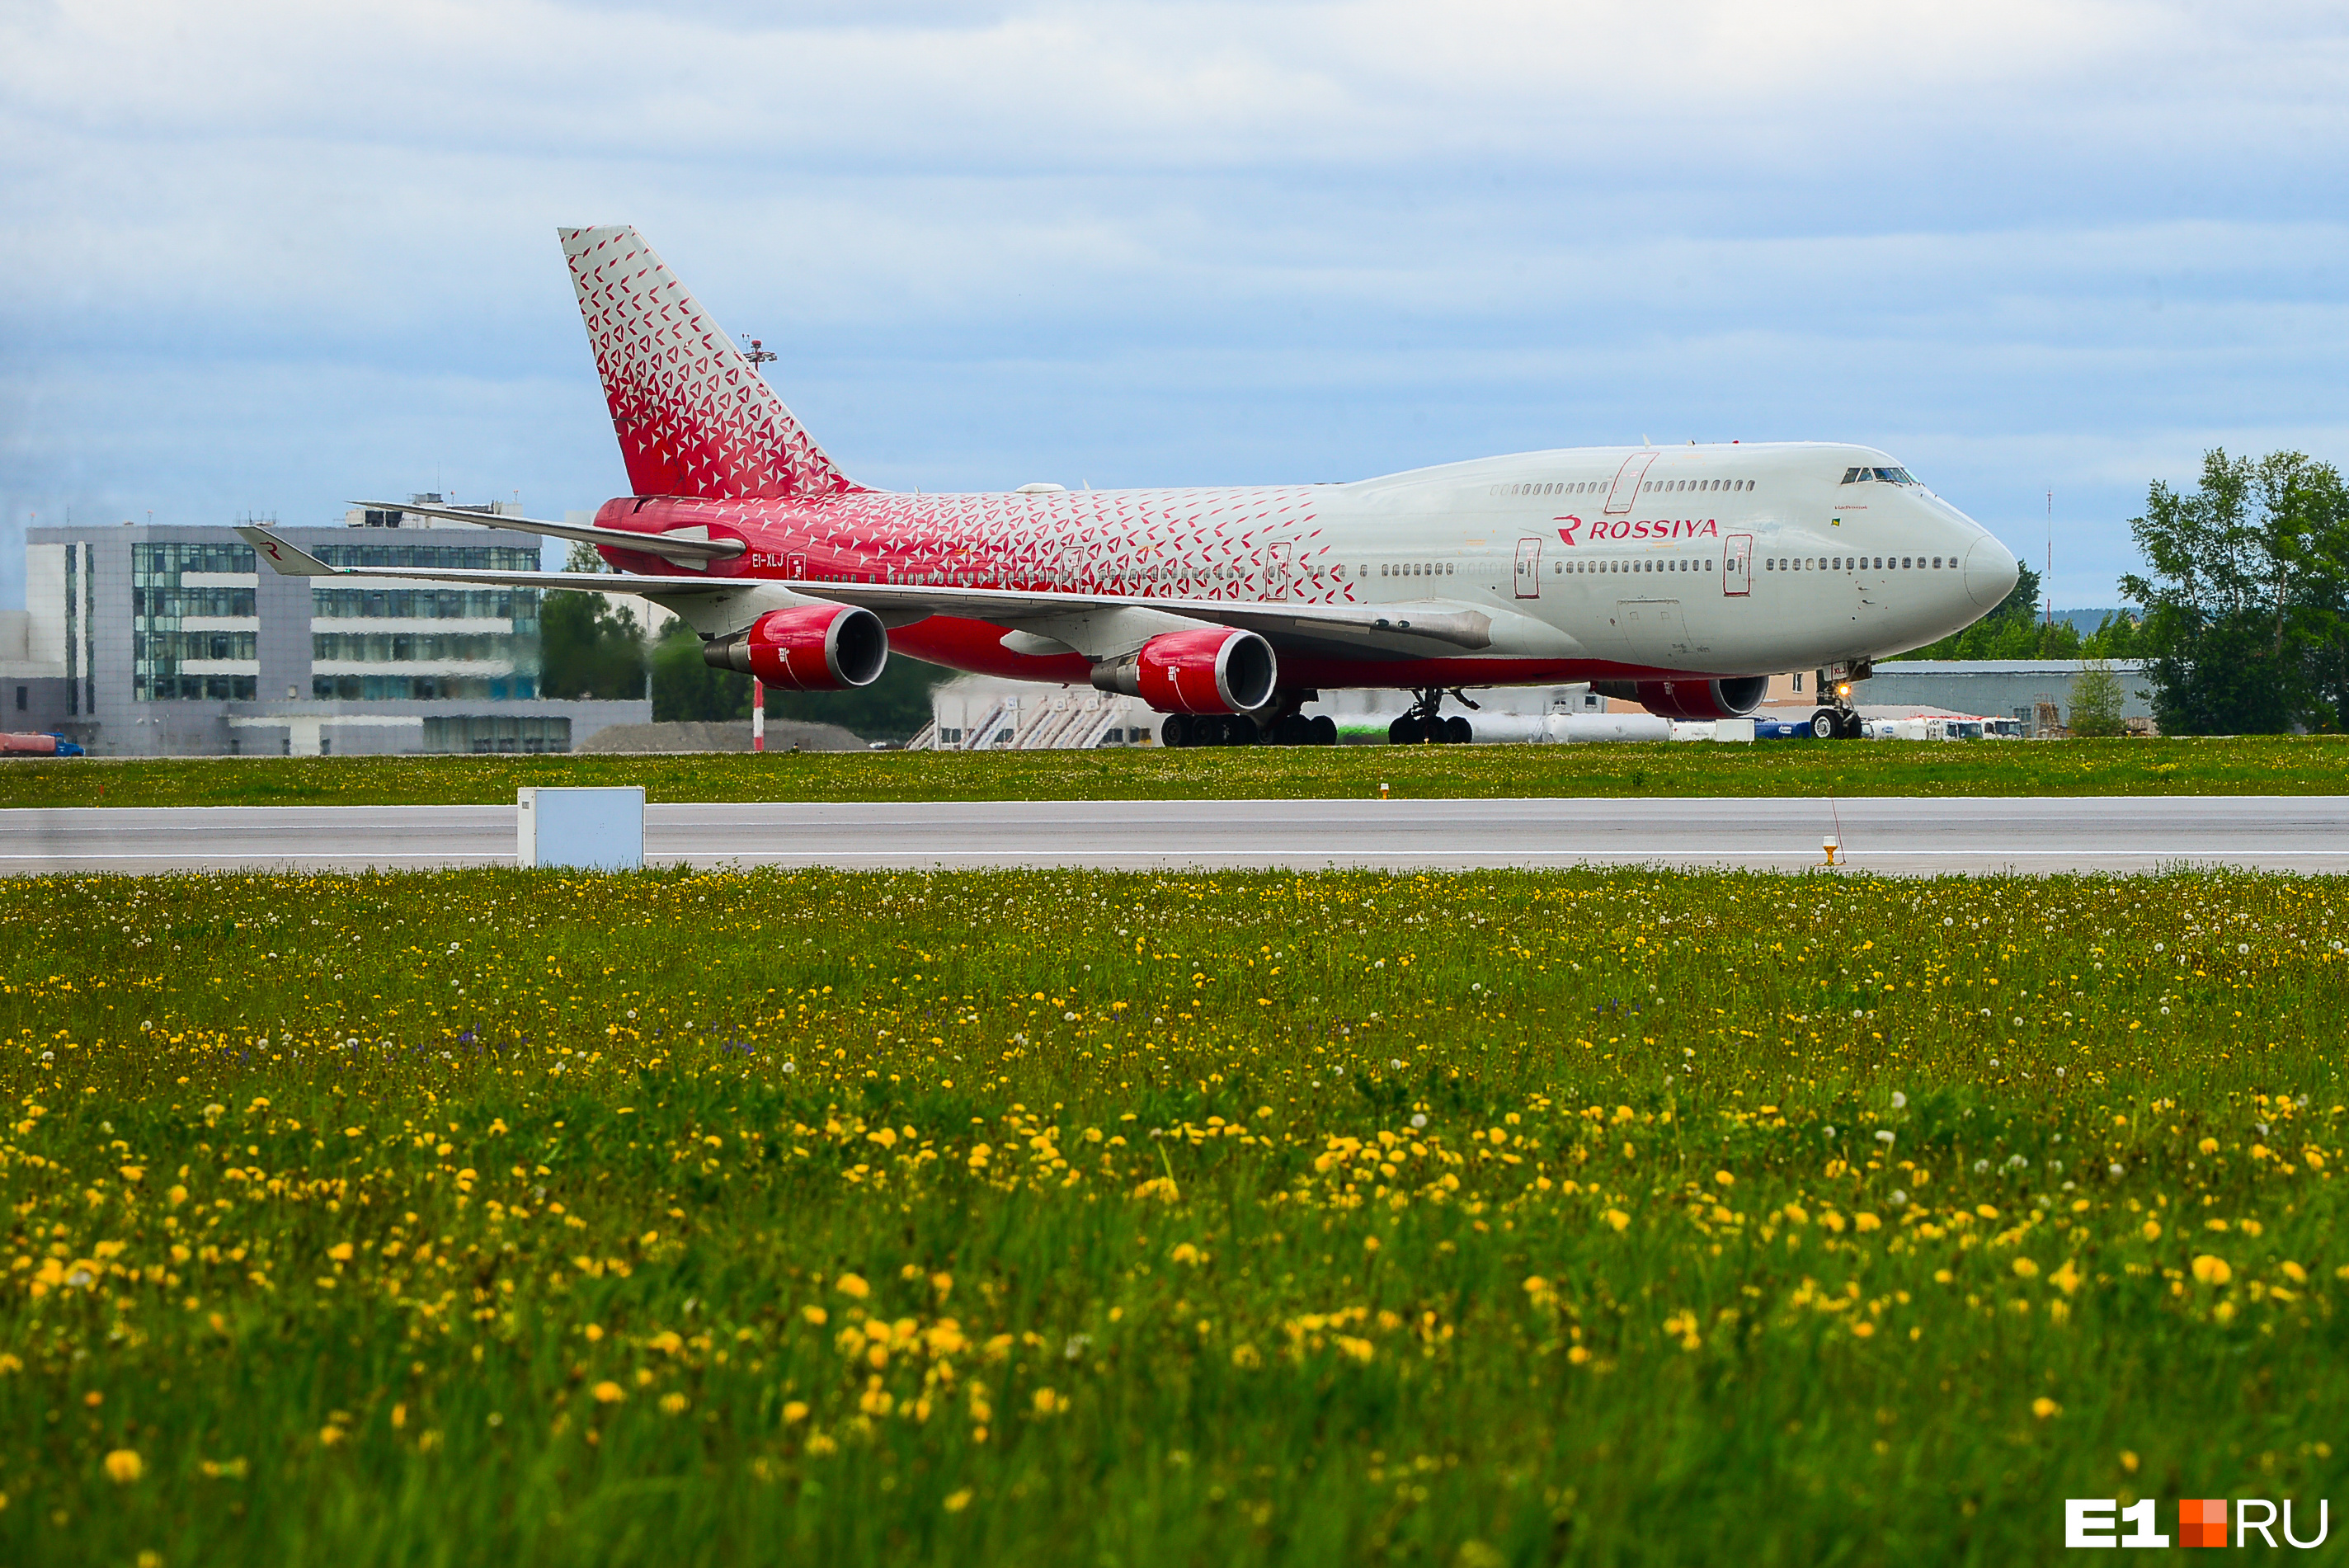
239, 526, 1510, 660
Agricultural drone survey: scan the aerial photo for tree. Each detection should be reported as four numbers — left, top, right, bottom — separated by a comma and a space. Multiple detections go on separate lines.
2068, 657, 2126, 737
539, 543, 648, 700
1899, 558, 2083, 659
2119, 448, 2349, 734
651, 619, 749, 723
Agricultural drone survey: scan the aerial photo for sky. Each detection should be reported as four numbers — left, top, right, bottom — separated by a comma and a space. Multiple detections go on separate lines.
4, 0, 2347, 611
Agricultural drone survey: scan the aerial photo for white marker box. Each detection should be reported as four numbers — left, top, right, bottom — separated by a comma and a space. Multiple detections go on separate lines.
517, 787, 645, 871
1714, 718, 1755, 743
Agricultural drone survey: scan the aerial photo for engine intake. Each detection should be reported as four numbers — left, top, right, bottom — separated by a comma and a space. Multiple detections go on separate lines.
1090, 628, 1277, 715
1591, 676, 1769, 722
704, 604, 889, 690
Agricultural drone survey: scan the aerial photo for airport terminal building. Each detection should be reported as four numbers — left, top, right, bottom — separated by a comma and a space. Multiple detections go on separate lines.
2, 505, 647, 756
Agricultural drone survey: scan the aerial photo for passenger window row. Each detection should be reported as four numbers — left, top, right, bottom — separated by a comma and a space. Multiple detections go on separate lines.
1375, 562, 1454, 577
1764, 554, 1955, 572
1494, 478, 1758, 497
1561, 558, 1712, 574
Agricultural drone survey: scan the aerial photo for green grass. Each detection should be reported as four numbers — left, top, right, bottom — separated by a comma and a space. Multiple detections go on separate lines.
3, 870, 2346, 1564
3, 733, 2348, 808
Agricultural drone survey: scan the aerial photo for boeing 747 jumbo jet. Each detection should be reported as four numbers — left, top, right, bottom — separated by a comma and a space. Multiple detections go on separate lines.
242, 225, 2019, 746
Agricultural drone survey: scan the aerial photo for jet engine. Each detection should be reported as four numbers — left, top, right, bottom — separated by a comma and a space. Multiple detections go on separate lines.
1090, 628, 1277, 714
703, 604, 889, 690
1591, 676, 1769, 722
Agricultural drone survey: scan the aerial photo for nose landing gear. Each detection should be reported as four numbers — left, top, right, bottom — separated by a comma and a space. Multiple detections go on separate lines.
1808, 662, 1871, 739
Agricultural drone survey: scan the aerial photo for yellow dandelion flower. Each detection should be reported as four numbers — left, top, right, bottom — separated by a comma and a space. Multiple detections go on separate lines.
2031, 1397, 2060, 1420
105, 1449, 144, 1483
1604, 1209, 1631, 1231
783, 1401, 810, 1424
327, 1243, 354, 1263
944, 1487, 974, 1514
2011, 1258, 2040, 1279
2191, 1255, 2231, 1286
592, 1381, 625, 1404
836, 1273, 870, 1299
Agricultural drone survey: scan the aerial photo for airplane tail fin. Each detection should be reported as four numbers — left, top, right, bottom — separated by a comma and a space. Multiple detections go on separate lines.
558, 225, 856, 501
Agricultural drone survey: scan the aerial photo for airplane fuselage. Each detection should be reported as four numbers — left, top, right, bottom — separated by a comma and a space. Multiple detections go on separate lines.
592, 440, 2016, 692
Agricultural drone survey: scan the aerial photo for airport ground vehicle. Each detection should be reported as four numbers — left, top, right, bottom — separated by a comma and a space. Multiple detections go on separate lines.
0, 733, 83, 757
243, 227, 2017, 747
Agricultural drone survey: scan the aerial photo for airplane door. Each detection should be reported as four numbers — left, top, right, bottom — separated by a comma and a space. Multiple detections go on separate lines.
1514, 536, 1542, 599
1605, 451, 1659, 515
1264, 540, 1292, 599
1721, 534, 1751, 597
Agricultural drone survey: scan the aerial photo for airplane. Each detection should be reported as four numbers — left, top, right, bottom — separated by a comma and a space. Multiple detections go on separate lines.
242, 224, 2019, 746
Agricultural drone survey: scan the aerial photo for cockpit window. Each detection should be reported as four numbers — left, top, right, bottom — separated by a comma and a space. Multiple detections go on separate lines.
1873, 466, 1917, 484
1839, 466, 1920, 485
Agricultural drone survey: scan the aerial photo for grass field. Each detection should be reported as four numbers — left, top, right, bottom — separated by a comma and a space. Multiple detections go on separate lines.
2, 865, 2345, 1565
2, 734, 2348, 809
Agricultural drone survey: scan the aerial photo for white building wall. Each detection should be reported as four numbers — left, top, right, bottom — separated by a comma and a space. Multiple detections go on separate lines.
23, 545, 65, 666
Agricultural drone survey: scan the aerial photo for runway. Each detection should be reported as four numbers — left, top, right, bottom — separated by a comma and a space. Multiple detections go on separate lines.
0, 796, 2338, 876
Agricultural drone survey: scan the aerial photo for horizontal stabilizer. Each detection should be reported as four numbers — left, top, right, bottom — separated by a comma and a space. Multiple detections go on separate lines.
346, 500, 743, 562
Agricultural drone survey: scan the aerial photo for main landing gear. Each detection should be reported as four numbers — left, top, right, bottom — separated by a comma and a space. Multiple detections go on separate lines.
1387, 687, 1476, 746
1160, 692, 1337, 748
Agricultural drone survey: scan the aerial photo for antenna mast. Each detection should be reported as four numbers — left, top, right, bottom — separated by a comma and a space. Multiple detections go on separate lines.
744, 337, 778, 370
2045, 489, 2054, 629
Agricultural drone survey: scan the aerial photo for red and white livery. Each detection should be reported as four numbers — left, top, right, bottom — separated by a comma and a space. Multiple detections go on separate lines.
244, 225, 2019, 745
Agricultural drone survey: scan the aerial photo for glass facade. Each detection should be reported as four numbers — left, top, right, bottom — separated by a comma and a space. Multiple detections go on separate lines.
313, 543, 540, 572
134, 542, 259, 701
308, 556, 539, 702
421, 715, 571, 754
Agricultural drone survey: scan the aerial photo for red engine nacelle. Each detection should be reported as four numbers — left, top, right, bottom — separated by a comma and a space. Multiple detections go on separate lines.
1090, 628, 1278, 715
704, 604, 889, 691
1593, 676, 1770, 721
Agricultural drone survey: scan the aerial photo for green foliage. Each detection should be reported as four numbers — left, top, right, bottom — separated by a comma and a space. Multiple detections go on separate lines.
2068, 658, 2126, 738
2121, 448, 2349, 734
540, 544, 648, 702
2078, 612, 2140, 660
10, 737, 2349, 809
651, 620, 751, 724
1899, 558, 2084, 660
539, 594, 648, 701
3, 867, 2346, 1564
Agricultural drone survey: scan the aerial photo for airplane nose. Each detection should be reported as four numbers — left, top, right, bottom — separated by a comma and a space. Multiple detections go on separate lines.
1963, 536, 2019, 609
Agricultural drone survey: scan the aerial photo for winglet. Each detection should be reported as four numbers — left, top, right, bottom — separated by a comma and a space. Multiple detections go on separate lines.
238, 527, 340, 577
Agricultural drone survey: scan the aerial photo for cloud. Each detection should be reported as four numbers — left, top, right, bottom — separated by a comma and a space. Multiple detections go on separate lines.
2, 0, 2347, 609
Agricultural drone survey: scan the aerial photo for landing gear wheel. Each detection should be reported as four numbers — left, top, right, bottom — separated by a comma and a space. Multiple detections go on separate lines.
1274, 713, 1312, 746
1808, 707, 1840, 741
1308, 714, 1338, 746
1161, 714, 1192, 748
1445, 715, 1473, 745
1388, 714, 1420, 746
